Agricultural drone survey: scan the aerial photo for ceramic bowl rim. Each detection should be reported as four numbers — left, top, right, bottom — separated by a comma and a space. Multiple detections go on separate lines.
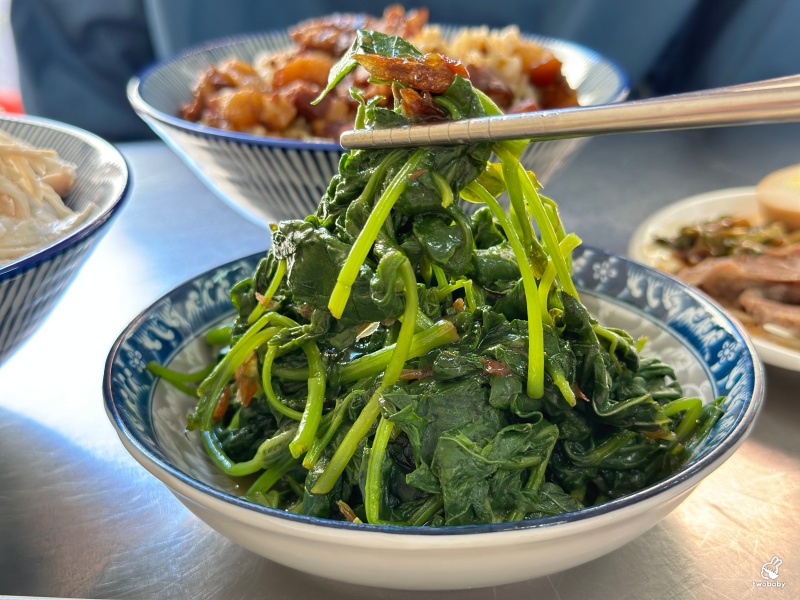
103, 248, 764, 538
0, 114, 131, 279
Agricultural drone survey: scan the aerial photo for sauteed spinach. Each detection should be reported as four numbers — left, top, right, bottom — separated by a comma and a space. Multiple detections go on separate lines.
152, 31, 724, 526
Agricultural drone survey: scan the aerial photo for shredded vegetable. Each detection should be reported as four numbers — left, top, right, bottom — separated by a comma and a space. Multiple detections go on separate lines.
0, 130, 91, 263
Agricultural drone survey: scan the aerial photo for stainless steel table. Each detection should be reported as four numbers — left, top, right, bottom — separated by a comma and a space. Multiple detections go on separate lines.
1, 125, 798, 599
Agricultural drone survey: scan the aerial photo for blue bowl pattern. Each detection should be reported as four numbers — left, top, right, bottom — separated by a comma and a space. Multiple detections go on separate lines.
0, 115, 130, 365
104, 246, 763, 536
128, 29, 629, 226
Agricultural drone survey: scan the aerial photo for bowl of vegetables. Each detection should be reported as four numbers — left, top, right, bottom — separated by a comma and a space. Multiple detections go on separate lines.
0, 114, 129, 366
104, 246, 762, 590
127, 6, 628, 226
106, 32, 759, 590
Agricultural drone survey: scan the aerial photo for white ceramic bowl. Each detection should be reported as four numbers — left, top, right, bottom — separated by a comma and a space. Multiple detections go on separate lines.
0, 115, 129, 365
104, 246, 762, 590
127, 29, 629, 226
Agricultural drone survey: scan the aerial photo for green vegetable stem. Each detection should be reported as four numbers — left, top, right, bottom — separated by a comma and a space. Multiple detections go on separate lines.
462, 180, 545, 399
313, 254, 417, 500
328, 150, 425, 318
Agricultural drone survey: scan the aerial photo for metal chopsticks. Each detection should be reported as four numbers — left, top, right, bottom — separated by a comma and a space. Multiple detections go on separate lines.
339, 74, 800, 149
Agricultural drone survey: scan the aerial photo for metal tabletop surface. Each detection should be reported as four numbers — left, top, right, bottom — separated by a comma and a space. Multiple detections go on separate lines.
0, 125, 798, 599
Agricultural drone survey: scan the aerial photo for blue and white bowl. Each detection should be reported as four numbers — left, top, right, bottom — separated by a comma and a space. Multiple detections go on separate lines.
127, 30, 628, 227
0, 115, 129, 365
104, 247, 763, 590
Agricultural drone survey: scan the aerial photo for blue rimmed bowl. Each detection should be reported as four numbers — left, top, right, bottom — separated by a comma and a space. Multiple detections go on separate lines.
127, 29, 628, 227
103, 246, 762, 590
0, 114, 129, 366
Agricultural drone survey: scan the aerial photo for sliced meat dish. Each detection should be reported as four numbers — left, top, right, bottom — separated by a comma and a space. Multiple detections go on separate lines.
678, 252, 800, 306
739, 288, 800, 337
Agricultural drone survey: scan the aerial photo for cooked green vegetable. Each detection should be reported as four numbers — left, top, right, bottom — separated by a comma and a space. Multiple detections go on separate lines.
151, 31, 724, 526
655, 214, 800, 268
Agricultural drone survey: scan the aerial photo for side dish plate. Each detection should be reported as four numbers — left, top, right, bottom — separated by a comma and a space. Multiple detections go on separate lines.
628, 187, 800, 371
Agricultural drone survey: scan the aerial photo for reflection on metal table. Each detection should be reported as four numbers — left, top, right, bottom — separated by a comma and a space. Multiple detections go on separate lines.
1, 124, 798, 599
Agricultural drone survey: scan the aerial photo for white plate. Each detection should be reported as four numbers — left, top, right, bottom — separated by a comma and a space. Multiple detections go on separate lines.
628, 186, 800, 371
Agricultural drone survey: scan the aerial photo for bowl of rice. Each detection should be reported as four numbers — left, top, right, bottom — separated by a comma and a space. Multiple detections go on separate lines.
128, 7, 628, 226
0, 114, 129, 365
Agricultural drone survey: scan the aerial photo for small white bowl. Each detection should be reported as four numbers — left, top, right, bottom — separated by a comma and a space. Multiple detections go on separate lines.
127, 29, 629, 226
0, 115, 129, 365
104, 247, 762, 590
